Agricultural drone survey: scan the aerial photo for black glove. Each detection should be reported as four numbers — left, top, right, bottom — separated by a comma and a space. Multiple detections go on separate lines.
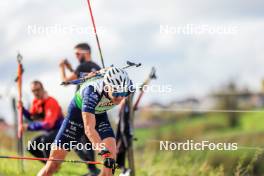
99, 149, 116, 174
103, 158, 116, 169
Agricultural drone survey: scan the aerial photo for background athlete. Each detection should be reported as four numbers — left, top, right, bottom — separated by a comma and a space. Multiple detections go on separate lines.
59, 42, 101, 90
21, 80, 64, 160
37, 67, 134, 176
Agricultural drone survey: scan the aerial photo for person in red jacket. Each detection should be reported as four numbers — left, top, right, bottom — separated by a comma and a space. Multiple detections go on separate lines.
22, 80, 64, 160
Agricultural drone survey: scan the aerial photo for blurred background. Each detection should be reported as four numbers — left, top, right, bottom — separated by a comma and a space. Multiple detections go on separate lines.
1, 0, 264, 175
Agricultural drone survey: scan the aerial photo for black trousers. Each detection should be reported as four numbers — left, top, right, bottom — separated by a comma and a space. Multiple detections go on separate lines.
27, 130, 97, 171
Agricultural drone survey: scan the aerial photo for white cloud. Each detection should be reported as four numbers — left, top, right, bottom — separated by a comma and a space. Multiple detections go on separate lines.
0, 0, 264, 121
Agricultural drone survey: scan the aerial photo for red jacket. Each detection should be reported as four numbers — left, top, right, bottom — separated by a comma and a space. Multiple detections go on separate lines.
23, 96, 64, 131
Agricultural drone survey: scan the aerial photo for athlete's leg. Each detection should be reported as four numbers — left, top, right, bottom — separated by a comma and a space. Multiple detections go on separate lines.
37, 99, 84, 176
41, 130, 59, 158
94, 113, 116, 176
116, 147, 126, 169
27, 134, 46, 163
99, 137, 117, 176
37, 147, 68, 176
74, 135, 99, 173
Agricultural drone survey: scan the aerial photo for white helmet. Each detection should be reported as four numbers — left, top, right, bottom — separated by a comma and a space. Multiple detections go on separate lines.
103, 67, 132, 93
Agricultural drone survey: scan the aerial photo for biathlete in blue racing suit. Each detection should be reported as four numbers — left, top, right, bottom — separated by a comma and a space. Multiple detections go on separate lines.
37, 67, 134, 176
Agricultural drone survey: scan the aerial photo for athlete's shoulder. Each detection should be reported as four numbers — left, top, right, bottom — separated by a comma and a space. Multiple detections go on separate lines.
89, 61, 101, 70
81, 84, 102, 113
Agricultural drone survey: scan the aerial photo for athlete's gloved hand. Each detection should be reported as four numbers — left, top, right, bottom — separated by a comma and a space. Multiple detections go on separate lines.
98, 148, 116, 172
103, 158, 116, 169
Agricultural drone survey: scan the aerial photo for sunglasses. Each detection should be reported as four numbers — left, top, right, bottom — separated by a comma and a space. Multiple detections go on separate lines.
75, 51, 90, 56
112, 92, 130, 97
31, 88, 42, 93
75, 52, 82, 56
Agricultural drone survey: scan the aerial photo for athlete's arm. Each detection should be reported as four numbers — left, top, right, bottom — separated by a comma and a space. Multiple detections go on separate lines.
59, 60, 78, 82
61, 72, 78, 82
81, 85, 103, 146
21, 100, 36, 121
82, 112, 102, 145
22, 107, 32, 121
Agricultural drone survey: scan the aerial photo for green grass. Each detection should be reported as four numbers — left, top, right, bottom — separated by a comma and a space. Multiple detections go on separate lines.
1, 111, 264, 175
133, 112, 264, 175
240, 111, 264, 131
0, 148, 89, 176
135, 114, 228, 146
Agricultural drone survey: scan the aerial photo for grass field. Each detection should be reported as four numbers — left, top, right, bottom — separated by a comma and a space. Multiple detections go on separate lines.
1, 111, 264, 176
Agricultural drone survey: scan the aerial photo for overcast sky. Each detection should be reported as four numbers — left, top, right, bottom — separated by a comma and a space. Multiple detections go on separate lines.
0, 0, 264, 123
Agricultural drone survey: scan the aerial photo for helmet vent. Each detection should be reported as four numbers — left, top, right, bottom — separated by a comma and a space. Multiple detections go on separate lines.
111, 79, 115, 85
123, 80, 126, 87
116, 79, 121, 85
107, 77, 111, 83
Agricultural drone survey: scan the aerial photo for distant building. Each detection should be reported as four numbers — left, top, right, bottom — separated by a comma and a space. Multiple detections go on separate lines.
0, 118, 10, 130
168, 98, 200, 109
213, 91, 264, 109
